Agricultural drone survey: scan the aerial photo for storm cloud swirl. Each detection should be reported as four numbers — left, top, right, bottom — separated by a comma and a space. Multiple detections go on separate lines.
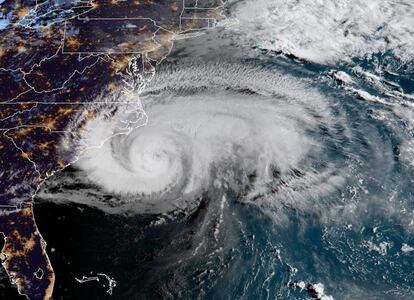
39, 61, 349, 219
34, 55, 414, 299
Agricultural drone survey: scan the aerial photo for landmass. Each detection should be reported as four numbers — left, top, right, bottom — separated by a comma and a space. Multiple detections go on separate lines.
75, 272, 117, 295
0, 0, 225, 298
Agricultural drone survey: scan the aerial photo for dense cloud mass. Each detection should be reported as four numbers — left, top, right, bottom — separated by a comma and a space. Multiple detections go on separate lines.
228, 0, 414, 64
63, 62, 345, 216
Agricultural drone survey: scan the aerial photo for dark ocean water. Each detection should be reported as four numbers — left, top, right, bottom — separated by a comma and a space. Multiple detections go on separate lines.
32, 169, 414, 300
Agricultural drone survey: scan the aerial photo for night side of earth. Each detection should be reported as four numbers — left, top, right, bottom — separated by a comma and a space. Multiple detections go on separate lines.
0, 0, 225, 299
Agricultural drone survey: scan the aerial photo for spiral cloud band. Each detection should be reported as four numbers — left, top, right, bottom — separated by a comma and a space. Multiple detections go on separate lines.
69, 62, 348, 215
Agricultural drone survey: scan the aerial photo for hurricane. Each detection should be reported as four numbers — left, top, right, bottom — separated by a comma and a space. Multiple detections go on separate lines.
66, 62, 346, 218
32, 1, 414, 299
